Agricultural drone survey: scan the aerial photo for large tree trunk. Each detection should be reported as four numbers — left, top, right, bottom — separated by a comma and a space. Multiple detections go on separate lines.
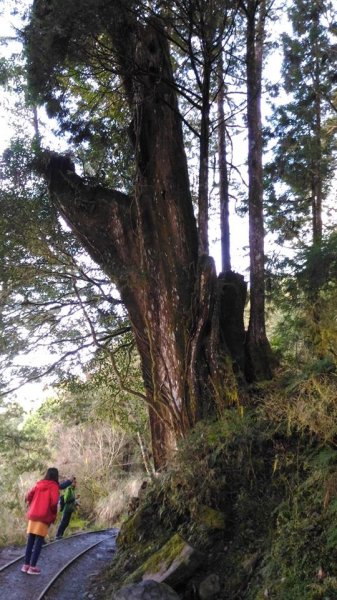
312, 5, 323, 247
39, 18, 238, 469
244, 0, 273, 381
198, 62, 211, 256
217, 50, 231, 274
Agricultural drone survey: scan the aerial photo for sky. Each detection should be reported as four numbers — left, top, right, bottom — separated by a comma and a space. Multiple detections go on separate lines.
0, 5, 15, 149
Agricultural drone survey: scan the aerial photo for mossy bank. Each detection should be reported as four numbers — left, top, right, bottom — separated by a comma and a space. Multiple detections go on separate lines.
95, 373, 337, 599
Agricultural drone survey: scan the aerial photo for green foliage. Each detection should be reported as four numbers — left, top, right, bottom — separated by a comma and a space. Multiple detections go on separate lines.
51, 336, 147, 434
106, 369, 337, 598
133, 410, 277, 558
259, 370, 337, 445
296, 233, 337, 295
23, 0, 135, 190
267, 232, 337, 366
0, 397, 50, 541
0, 36, 137, 400
265, 0, 337, 245
0, 399, 47, 474
0, 130, 136, 396
254, 443, 337, 599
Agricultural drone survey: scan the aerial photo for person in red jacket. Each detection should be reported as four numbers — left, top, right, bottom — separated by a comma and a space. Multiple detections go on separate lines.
21, 467, 60, 575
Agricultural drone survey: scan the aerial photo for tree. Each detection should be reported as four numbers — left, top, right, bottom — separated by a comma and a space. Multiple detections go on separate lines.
0, 50, 139, 401
0, 133, 133, 396
264, 0, 337, 353
0, 398, 48, 519
217, 47, 231, 273
266, 0, 337, 247
24, 0, 241, 469
156, 0, 248, 377
239, 0, 273, 380
156, 0, 241, 262
168, 0, 236, 256
267, 232, 337, 366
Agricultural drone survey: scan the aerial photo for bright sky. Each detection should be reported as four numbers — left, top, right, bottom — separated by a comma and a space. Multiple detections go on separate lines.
0, 6, 14, 148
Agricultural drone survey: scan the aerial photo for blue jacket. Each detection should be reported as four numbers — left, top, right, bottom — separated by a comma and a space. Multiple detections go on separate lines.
59, 479, 72, 490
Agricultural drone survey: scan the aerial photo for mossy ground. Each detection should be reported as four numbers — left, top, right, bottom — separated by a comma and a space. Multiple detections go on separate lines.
94, 375, 337, 599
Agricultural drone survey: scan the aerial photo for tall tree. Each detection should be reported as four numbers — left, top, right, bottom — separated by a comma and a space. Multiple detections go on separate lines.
266, 0, 337, 247
24, 0, 240, 468
217, 48, 231, 273
160, 0, 238, 255
240, 0, 273, 381
264, 0, 337, 351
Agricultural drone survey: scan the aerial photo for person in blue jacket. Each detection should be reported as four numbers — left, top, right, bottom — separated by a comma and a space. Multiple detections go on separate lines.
60, 476, 74, 491
39, 475, 73, 546
56, 476, 78, 538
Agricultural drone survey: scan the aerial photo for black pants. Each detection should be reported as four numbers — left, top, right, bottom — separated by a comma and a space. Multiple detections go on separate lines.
25, 533, 44, 566
56, 510, 73, 538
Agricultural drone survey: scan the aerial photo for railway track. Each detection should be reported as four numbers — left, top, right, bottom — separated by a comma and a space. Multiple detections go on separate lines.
0, 528, 118, 600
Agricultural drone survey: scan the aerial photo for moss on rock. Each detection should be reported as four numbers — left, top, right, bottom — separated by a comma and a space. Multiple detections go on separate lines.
125, 533, 204, 588
192, 504, 226, 530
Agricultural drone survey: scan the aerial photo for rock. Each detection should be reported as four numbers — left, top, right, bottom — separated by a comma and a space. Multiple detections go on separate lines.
128, 496, 140, 515
126, 532, 204, 588
242, 551, 260, 574
198, 573, 221, 599
117, 506, 149, 546
193, 505, 226, 530
112, 580, 180, 599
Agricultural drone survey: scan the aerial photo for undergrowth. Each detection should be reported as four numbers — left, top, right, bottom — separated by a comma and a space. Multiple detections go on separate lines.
103, 369, 337, 599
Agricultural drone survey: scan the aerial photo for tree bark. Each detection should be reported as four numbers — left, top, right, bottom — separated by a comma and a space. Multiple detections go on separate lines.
312, 4, 323, 246
217, 50, 231, 274
198, 62, 211, 256
243, 0, 273, 381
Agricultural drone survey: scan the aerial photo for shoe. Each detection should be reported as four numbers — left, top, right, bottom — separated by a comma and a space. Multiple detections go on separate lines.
27, 566, 41, 575
21, 564, 30, 573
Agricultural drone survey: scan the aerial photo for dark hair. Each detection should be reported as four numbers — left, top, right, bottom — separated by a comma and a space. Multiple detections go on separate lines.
44, 467, 59, 483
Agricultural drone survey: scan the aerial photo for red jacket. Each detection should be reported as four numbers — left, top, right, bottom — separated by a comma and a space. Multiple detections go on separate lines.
26, 479, 59, 525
